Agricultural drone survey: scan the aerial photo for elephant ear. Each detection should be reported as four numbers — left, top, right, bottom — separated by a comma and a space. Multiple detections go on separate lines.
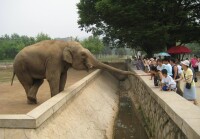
63, 47, 72, 64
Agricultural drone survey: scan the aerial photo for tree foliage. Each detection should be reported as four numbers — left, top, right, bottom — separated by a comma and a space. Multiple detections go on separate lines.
77, 0, 200, 56
81, 36, 104, 54
187, 43, 200, 55
36, 33, 51, 42
0, 33, 51, 60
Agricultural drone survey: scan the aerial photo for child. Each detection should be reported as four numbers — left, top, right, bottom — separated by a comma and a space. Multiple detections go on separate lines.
160, 69, 176, 91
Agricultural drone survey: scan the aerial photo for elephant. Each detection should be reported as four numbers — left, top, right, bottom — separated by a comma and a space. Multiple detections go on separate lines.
11, 40, 136, 104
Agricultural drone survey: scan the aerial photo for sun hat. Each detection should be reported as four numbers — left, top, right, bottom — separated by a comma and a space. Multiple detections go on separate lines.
181, 60, 190, 66
150, 58, 154, 61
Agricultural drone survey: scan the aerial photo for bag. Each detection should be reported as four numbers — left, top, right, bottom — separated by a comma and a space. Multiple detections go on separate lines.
185, 83, 191, 89
162, 85, 169, 91
194, 77, 198, 82
184, 71, 193, 89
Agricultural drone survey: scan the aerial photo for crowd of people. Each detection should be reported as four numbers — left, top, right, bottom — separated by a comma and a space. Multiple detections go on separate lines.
132, 55, 199, 105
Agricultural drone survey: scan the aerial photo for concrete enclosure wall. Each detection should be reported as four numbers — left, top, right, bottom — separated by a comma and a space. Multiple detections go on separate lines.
0, 70, 119, 139
128, 66, 200, 139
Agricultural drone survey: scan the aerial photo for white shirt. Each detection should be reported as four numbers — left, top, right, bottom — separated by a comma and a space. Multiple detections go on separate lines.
161, 75, 176, 89
157, 64, 165, 71
177, 65, 182, 74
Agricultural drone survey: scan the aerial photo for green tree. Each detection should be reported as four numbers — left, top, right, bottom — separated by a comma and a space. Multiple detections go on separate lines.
21, 35, 35, 46
36, 33, 51, 42
0, 40, 18, 59
77, 0, 200, 56
0, 33, 49, 60
81, 36, 104, 54
0, 34, 10, 40
187, 43, 200, 55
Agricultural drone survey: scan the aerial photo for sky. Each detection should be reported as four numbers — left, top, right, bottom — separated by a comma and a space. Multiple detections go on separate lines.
0, 0, 92, 39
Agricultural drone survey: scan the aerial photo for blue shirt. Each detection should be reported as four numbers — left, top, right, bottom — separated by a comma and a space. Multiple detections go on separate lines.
162, 63, 173, 76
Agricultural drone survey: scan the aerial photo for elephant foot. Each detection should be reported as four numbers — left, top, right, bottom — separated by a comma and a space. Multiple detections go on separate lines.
27, 96, 37, 104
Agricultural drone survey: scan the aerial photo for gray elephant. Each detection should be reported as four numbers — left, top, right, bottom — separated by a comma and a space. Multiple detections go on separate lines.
11, 40, 136, 104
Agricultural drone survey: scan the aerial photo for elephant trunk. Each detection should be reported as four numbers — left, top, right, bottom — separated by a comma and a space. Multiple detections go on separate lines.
95, 61, 135, 76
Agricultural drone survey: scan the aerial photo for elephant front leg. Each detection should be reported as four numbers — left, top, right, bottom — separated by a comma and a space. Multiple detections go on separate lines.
59, 71, 67, 92
48, 79, 60, 97
46, 64, 62, 97
46, 72, 60, 97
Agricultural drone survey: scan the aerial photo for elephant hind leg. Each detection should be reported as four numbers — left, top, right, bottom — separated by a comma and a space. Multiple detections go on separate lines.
16, 72, 33, 97
27, 79, 44, 104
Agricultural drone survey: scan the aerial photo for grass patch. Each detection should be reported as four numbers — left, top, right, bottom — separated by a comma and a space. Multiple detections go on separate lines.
0, 60, 13, 65
0, 69, 14, 83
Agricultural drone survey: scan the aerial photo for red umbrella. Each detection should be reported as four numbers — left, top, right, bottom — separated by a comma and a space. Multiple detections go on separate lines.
167, 45, 192, 54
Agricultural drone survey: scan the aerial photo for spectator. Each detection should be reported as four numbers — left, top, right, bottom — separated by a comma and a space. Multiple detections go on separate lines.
160, 69, 176, 91
190, 55, 198, 72
149, 58, 157, 80
170, 58, 179, 80
176, 59, 183, 77
171, 58, 182, 95
157, 59, 165, 80
137, 56, 145, 70
143, 58, 150, 72
175, 60, 197, 105
190, 63, 198, 83
151, 66, 160, 86
156, 59, 164, 71
162, 57, 173, 77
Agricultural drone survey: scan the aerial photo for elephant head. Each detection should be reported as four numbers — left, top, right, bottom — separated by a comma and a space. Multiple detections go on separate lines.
62, 42, 135, 76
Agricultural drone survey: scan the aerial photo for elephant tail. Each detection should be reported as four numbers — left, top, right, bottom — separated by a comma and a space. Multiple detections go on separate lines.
11, 72, 15, 86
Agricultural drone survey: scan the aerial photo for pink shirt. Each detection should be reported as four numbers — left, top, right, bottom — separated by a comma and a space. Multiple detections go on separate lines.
190, 58, 198, 67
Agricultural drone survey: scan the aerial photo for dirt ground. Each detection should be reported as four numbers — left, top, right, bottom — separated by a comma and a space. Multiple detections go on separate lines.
0, 68, 94, 114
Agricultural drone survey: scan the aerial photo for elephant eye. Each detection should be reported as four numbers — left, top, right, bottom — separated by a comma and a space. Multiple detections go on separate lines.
81, 53, 86, 58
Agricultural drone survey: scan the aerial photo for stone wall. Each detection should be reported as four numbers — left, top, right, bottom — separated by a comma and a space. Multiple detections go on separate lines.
128, 66, 200, 139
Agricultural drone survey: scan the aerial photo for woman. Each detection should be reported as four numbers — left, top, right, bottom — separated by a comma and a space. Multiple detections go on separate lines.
175, 60, 197, 105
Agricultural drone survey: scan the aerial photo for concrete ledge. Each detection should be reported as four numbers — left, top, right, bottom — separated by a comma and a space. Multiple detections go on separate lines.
0, 115, 35, 128
130, 68, 200, 139
0, 69, 101, 129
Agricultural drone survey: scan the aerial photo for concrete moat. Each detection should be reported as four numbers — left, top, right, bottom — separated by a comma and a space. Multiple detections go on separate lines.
114, 96, 149, 139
